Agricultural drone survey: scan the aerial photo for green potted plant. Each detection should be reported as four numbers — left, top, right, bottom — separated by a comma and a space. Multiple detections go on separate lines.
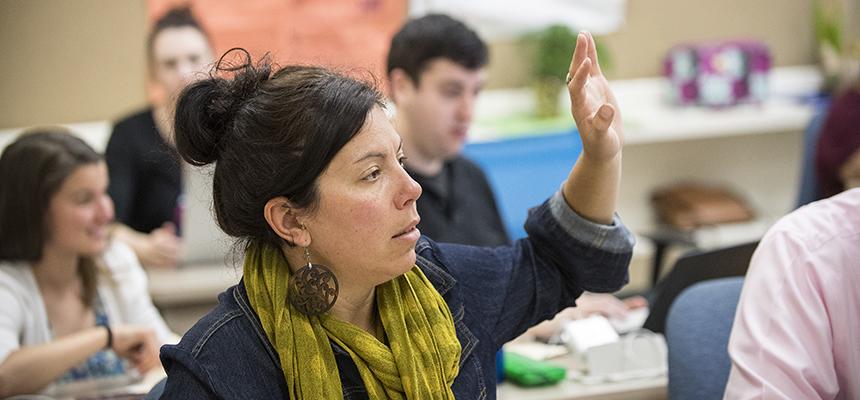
815, 0, 845, 92
529, 25, 611, 118
814, 0, 860, 92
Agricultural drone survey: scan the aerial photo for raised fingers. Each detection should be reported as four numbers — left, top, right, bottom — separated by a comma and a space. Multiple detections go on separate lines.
569, 57, 591, 107
568, 32, 588, 83
586, 32, 603, 77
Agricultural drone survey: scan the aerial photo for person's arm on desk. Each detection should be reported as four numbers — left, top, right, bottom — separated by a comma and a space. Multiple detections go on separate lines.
112, 222, 183, 269
525, 293, 646, 340
0, 325, 158, 397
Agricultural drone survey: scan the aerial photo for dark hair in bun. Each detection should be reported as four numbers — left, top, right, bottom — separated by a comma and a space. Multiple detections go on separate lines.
173, 49, 384, 247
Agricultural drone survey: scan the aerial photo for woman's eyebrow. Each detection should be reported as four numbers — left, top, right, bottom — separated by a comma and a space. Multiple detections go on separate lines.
353, 151, 386, 165
354, 139, 404, 164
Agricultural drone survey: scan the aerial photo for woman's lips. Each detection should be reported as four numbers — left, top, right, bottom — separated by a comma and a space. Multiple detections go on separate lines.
393, 218, 421, 241
393, 226, 420, 242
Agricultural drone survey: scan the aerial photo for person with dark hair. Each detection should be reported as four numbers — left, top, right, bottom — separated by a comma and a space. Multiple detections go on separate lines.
105, 6, 214, 268
0, 130, 173, 397
160, 31, 631, 399
815, 87, 860, 200
386, 14, 505, 246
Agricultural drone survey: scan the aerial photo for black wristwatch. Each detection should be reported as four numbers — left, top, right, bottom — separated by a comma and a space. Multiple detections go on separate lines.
100, 323, 113, 350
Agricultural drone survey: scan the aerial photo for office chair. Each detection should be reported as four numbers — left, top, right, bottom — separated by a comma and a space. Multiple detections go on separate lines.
642, 241, 757, 334
666, 277, 744, 400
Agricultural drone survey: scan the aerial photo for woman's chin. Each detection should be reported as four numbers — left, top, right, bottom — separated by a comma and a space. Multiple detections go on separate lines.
385, 252, 417, 281
400, 253, 418, 274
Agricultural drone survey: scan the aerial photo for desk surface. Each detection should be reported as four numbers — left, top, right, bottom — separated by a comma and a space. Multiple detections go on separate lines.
50, 365, 166, 399
497, 353, 667, 400
498, 377, 666, 400
147, 263, 241, 306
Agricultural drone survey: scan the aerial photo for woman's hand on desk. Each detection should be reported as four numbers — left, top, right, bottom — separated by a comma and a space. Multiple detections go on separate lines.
113, 222, 183, 269
112, 326, 160, 373
574, 293, 646, 319
0, 325, 161, 396
145, 223, 183, 268
524, 294, 647, 340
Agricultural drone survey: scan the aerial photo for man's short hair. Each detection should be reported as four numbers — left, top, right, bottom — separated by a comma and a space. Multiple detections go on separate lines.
387, 14, 488, 85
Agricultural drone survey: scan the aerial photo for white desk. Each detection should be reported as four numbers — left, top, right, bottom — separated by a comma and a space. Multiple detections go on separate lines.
497, 354, 667, 400
498, 377, 666, 400
147, 263, 240, 306
147, 264, 240, 333
50, 365, 166, 399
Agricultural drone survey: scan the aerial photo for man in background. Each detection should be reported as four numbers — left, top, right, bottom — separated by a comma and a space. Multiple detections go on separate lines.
386, 14, 509, 247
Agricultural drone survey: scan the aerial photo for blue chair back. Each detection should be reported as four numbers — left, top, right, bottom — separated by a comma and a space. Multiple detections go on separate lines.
463, 130, 582, 240
666, 277, 744, 400
795, 98, 831, 208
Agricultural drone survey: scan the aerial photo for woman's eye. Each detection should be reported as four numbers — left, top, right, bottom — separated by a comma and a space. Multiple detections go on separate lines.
398, 156, 408, 167
363, 169, 382, 181
75, 193, 94, 204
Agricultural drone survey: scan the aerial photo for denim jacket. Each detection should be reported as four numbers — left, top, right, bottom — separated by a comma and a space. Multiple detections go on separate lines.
159, 191, 634, 399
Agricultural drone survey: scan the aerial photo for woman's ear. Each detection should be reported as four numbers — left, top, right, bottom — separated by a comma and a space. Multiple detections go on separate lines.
389, 68, 416, 105
263, 197, 310, 247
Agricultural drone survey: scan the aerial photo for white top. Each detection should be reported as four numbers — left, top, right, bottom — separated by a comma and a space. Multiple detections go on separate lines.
725, 188, 860, 399
0, 240, 174, 364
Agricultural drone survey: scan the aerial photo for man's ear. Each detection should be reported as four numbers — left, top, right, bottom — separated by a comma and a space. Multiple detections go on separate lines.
389, 68, 417, 105
263, 196, 310, 247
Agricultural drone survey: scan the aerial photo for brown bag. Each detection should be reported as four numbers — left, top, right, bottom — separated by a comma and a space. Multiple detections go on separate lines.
651, 183, 755, 230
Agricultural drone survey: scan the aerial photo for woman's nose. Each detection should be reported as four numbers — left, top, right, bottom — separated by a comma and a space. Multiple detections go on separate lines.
97, 195, 115, 223
396, 169, 422, 209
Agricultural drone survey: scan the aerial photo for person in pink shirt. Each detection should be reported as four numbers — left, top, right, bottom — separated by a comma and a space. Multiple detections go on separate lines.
724, 188, 860, 399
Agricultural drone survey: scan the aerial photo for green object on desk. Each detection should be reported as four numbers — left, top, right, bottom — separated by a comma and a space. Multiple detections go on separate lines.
502, 351, 567, 387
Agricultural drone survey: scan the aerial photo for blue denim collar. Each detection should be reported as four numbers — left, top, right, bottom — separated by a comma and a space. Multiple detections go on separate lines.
415, 239, 457, 296
233, 281, 284, 369
415, 238, 480, 368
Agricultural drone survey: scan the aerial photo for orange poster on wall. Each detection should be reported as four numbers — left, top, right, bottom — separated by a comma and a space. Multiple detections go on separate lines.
147, 0, 407, 82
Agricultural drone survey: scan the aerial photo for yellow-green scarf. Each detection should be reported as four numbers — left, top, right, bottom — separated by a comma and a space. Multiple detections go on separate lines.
243, 242, 461, 399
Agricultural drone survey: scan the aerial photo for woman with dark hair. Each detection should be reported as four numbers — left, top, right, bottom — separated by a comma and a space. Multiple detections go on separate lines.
161, 32, 631, 399
106, 6, 215, 268
0, 130, 173, 397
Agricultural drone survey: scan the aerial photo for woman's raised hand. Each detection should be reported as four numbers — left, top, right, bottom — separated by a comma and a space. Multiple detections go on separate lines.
567, 31, 623, 163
